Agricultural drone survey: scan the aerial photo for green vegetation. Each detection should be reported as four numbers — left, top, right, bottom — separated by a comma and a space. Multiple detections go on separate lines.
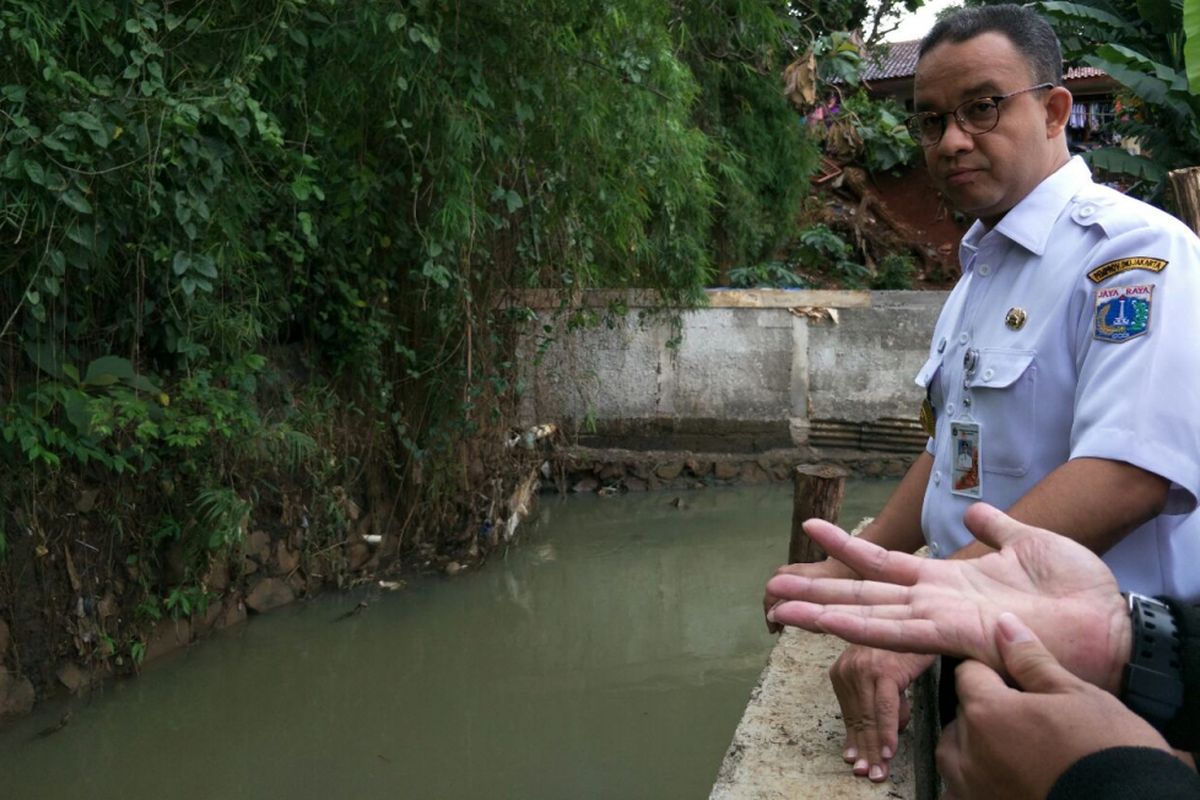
0, 0, 823, 678
1038, 0, 1200, 204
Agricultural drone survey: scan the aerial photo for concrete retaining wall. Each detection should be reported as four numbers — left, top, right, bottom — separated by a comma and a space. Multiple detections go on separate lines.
517, 290, 949, 452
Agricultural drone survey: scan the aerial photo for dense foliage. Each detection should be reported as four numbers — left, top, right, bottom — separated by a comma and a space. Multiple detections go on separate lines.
1037, 0, 1200, 203
0, 0, 818, 677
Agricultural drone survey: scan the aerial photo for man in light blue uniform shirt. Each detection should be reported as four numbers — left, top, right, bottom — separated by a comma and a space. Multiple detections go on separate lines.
764, 3, 1200, 785
917, 154, 1200, 599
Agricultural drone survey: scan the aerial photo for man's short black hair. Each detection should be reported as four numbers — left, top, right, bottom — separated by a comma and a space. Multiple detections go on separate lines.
919, 4, 1063, 87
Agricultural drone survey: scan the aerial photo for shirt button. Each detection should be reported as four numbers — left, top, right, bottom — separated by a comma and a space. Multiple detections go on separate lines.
937, 337, 947, 354
978, 264, 991, 276
946, 402, 956, 416
983, 368, 995, 381
930, 542, 941, 555
933, 471, 941, 486
958, 332, 969, 345
1078, 204, 1095, 217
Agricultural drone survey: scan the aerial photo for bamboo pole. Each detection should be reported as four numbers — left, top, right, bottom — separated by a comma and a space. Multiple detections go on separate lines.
788, 463, 850, 564
1169, 166, 1200, 235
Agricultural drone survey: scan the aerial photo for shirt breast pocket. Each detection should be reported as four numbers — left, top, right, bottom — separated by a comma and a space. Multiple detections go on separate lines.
966, 348, 1038, 476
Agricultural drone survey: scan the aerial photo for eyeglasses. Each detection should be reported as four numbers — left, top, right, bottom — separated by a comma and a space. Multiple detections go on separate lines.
904, 83, 1055, 147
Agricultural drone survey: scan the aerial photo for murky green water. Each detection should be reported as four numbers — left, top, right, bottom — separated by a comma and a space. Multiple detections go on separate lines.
0, 481, 896, 800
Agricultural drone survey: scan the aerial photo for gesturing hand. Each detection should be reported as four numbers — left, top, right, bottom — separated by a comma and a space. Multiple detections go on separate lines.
829, 645, 932, 782
766, 503, 1130, 692
938, 613, 1175, 800
762, 557, 856, 634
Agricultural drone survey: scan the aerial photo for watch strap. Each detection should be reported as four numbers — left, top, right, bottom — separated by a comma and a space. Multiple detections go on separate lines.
1121, 592, 1184, 732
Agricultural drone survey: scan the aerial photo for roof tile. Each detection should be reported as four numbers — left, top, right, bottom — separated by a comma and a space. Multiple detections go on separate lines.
858, 40, 1108, 83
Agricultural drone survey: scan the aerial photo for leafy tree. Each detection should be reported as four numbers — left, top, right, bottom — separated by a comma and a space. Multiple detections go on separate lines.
0, 0, 825, 680
675, 0, 821, 281
1038, 0, 1200, 203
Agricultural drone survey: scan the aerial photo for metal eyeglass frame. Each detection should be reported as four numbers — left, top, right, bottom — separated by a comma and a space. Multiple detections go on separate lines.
905, 82, 1055, 147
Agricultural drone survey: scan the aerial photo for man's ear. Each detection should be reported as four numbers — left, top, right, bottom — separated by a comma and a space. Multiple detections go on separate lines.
1044, 86, 1073, 138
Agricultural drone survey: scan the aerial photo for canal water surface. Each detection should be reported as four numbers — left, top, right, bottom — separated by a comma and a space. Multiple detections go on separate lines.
0, 481, 896, 799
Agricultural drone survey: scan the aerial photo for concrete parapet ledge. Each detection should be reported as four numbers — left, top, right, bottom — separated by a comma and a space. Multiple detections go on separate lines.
711, 627, 939, 800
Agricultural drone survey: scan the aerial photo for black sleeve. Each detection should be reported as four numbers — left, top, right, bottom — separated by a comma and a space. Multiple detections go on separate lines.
1048, 747, 1200, 800
1162, 600, 1200, 750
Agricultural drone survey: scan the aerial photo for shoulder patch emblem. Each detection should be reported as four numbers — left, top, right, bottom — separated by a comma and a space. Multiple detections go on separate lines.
1094, 284, 1153, 343
1087, 256, 1167, 284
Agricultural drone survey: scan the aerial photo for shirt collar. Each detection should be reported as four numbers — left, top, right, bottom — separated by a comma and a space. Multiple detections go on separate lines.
959, 156, 1093, 261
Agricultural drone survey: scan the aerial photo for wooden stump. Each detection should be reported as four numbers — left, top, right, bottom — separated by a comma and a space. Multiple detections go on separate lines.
789, 463, 850, 564
1169, 166, 1200, 235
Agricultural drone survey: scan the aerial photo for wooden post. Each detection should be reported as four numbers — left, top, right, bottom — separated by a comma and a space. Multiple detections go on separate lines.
789, 463, 850, 564
1169, 167, 1200, 235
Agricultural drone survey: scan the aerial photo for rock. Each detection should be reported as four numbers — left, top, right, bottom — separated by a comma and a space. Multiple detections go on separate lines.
685, 458, 713, 477
245, 530, 271, 561
273, 542, 300, 575
624, 477, 648, 492
196, 600, 223, 635
55, 662, 89, 694
144, 618, 193, 662
75, 488, 100, 513
883, 459, 907, 477
347, 542, 372, 570
204, 557, 230, 592
862, 460, 884, 477
655, 461, 684, 480
218, 598, 247, 630
597, 462, 624, 481
287, 572, 307, 596
572, 477, 600, 493
244, 578, 295, 614
770, 462, 792, 481
0, 617, 9, 657
714, 462, 741, 481
0, 671, 35, 719
741, 462, 770, 484
444, 561, 464, 576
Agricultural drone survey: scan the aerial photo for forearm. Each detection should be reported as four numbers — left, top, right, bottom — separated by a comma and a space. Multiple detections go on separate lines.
947, 458, 1168, 562
1005, 457, 1168, 555
857, 452, 932, 555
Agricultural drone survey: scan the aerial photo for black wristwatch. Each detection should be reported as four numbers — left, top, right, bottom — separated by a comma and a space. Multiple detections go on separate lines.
1120, 592, 1184, 732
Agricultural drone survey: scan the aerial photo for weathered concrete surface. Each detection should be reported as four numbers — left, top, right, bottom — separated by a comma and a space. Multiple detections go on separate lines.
807, 291, 947, 424
710, 628, 929, 800
517, 289, 949, 451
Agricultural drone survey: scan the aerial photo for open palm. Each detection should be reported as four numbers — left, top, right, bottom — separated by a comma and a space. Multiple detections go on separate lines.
766, 503, 1128, 691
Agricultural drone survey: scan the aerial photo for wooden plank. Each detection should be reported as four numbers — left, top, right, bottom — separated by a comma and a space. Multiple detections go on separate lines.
501, 288, 872, 311
706, 289, 871, 309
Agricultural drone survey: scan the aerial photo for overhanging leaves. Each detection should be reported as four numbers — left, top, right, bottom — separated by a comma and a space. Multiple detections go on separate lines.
1186, 0, 1200, 94
1084, 146, 1168, 183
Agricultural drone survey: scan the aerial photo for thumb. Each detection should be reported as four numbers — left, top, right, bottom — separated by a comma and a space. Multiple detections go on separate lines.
995, 612, 1081, 694
963, 503, 1038, 550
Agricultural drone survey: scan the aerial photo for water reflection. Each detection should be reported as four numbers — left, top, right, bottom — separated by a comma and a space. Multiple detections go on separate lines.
0, 481, 896, 800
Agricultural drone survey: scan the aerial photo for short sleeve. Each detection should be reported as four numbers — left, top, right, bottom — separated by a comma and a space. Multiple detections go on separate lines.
1069, 221, 1200, 514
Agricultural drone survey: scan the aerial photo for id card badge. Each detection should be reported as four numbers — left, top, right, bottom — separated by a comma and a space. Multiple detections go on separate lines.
950, 420, 982, 498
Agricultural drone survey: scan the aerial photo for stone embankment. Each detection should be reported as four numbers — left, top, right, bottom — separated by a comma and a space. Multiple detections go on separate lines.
552, 446, 918, 496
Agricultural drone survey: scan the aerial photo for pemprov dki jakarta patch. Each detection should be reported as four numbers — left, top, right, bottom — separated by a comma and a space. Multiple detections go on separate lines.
1087, 256, 1167, 284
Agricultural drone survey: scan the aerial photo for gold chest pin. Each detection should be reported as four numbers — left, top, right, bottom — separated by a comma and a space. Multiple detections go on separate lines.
1005, 307, 1027, 330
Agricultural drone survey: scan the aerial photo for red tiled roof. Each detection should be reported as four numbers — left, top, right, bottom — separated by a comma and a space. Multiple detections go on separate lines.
860, 40, 921, 81
859, 39, 1107, 83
